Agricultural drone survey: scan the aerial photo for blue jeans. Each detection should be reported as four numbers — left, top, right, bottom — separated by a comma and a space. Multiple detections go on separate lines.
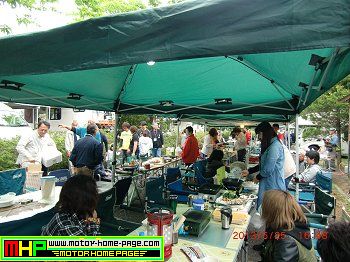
152, 148, 162, 157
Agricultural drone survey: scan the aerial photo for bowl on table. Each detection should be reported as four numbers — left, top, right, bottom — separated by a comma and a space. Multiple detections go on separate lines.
0, 192, 16, 208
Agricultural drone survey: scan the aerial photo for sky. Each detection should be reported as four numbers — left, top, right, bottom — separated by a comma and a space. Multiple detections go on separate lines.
0, 0, 171, 37
0, 0, 77, 36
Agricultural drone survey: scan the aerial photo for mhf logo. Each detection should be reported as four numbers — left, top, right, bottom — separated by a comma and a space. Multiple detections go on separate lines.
4, 240, 46, 257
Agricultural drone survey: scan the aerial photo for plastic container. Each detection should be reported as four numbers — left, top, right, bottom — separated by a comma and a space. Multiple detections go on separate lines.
40, 176, 56, 203
192, 198, 205, 211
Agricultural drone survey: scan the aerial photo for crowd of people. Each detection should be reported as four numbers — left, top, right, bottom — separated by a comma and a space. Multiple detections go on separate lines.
13, 118, 350, 261
15, 119, 167, 178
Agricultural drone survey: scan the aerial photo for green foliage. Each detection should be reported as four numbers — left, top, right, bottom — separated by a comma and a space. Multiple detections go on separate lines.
1, 0, 58, 35
302, 127, 324, 139
74, 0, 146, 20
148, 0, 161, 7
0, 131, 68, 172
163, 131, 177, 149
0, 137, 20, 171
195, 131, 205, 147
168, 0, 186, 4
119, 114, 151, 128
301, 76, 350, 141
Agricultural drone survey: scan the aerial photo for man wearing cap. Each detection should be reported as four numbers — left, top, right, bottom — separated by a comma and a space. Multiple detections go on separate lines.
138, 121, 151, 138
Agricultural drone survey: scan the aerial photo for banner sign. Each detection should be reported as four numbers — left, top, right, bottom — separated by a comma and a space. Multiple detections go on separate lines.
0, 236, 163, 261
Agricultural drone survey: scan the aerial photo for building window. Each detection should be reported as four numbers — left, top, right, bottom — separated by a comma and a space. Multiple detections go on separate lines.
50, 108, 61, 120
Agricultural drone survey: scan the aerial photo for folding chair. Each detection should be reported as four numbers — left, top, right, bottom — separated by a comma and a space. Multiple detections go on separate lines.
288, 170, 333, 203
145, 176, 167, 209
165, 167, 181, 185
97, 177, 138, 236
0, 168, 26, 195
303, 187, 336, 225
193, 159, 210, 186
315, 171, 332, 193
167, 178, 197, 203
48, 169, 71, 186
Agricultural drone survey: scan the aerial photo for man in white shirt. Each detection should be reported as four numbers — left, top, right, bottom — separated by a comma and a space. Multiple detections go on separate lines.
16, 120, 56, 176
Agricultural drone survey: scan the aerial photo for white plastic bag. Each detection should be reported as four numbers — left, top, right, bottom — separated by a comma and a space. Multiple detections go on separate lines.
250, 211, 264, 230
283, 144, 296, 178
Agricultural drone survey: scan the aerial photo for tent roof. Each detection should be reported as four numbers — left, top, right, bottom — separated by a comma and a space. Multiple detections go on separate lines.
0, 0, 349, 121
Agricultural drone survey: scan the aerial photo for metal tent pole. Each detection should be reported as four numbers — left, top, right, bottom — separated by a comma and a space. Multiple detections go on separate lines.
287, 122, 291, 150
111, 113, 119, 183
176, 121, 180, 148
295, 114, 300, 201
348, 104, 350, 176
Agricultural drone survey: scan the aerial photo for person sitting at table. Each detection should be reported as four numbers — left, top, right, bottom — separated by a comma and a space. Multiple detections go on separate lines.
260, 190, 316, 262
42, 174, 100, 236
204, 149, 230, 183
297, 150, 321, 183
181, 126, 199, 165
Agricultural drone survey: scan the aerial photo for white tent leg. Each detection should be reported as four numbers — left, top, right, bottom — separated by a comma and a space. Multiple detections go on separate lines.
111, 113, 119, 183
176, 120, 180, 148
287, 122, 291, 150
295, 114, 300, 201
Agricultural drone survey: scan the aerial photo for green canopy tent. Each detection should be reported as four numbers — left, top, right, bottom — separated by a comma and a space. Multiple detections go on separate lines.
0, 0, 349, 177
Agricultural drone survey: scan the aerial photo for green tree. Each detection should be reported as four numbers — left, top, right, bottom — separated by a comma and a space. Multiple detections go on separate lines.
74, 0, 146, 20
301, 75, 350, 163
148, 0, 161, 7
1, 0, 58, 34
168, 0, 186, 4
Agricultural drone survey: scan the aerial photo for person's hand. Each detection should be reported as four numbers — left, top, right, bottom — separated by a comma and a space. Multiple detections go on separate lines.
241, 170, 249, 177
253, 176, 259, 184
93, 210, 97, 218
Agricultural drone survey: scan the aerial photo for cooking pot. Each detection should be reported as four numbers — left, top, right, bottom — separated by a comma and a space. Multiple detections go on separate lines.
222, 178, 244, 190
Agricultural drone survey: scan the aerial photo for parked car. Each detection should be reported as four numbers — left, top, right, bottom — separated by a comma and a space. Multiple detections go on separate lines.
0, 103, 32, 140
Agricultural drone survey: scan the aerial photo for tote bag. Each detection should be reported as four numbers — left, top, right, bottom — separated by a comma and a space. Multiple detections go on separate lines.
283, 144, 296, 178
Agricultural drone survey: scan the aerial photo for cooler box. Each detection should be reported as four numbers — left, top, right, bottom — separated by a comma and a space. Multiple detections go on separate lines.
42, 148, 62, 167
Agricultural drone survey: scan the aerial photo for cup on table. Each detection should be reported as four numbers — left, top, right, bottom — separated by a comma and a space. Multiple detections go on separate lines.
40, 176, 56, 203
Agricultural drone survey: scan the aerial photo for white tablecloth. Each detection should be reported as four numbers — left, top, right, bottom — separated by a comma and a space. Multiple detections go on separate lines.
0, 186, 61, 224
